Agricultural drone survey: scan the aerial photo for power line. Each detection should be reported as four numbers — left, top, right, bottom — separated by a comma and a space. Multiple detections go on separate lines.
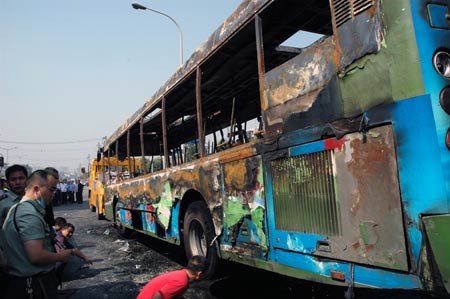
19, 157, 88, 162
17, 147, 96, 153
0, 138, 102, 145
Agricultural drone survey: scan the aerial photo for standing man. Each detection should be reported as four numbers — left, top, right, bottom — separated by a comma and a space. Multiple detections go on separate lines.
136, 255, 206, 299
0, 165, 27, 299
76, 180, 84, 204
66, 180, 75, 204
60, 180, 68, 204
1, 169, 72, 298
0, 164, 28, 226
44, 167, 60, 230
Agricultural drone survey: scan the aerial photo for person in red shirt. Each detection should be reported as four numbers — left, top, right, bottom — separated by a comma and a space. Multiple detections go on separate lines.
137, 255, 206, 299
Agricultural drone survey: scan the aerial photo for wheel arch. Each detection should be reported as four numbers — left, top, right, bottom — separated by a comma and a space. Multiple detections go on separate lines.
179, 189, 205, 236
179, 189, 222, 261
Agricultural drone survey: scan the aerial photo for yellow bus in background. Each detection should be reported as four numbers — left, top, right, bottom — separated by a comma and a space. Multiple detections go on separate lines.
88, 156, 141, 219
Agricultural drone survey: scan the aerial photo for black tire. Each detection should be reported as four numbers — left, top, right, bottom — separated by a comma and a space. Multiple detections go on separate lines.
96, 197, 104, 220
115, 204, 131, 238
183, 201, 218, 279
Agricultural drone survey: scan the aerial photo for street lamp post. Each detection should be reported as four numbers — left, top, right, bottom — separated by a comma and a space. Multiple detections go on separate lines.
0, 146, 18, 166
132, 2, 184, 67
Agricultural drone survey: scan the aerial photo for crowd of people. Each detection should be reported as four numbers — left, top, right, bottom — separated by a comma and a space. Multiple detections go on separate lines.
0, 165, 91, 298
0, 164, 206, 299
52, 179, 84, 206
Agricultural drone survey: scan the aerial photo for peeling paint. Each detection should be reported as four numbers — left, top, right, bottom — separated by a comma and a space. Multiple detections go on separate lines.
141, 203, 157, 233
155, 182, 173, 229
97, 0, 450, 294
320, 125, 408, 271
359, 221, 379, 246
222, 156, 267, 252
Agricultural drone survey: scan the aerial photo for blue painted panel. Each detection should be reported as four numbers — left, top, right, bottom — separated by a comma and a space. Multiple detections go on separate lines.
236, 218, 262, 245
270, 249, 422, 289
410, 0, 450, 209
427, 4, 450, 29
269, 248, 349, 277
289, 139, 325, 156
353, 264, 422, 289
387, 96, 447, 266
117, 202, 132, 226
140, 203, 157, 233
167, 201, 180, 239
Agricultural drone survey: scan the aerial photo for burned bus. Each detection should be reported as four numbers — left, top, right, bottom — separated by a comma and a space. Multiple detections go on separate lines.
98, 0, 450, 295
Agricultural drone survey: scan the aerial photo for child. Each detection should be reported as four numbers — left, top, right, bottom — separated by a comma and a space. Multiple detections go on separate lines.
54, 223, 92, 286
54, 216, 67, 233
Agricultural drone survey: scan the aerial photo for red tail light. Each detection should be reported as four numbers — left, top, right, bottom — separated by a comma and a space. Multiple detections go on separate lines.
440, 87, 450, 115
446, 128, 450, 150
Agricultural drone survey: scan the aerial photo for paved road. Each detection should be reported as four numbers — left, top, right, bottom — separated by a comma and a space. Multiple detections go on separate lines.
53, 197, 447, 299
54, 197, 216, 299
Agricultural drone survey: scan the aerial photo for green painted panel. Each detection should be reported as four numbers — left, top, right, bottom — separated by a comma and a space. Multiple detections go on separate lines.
339, 0, 425, 116
423, 214, 450, 293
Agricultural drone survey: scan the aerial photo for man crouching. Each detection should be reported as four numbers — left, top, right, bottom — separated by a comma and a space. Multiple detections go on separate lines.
137, 255, 206, 299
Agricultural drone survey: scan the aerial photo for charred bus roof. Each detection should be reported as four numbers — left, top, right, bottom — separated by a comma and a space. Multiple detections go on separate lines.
104, 0, 332, 156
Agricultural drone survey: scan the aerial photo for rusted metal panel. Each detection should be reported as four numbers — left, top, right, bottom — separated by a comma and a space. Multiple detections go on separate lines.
104, 0, 272, 150
161, 97, 169, 169
255, 15, 267, 112
264, 37, 335, 110
106, 158, 224, 236
316, 125, 408, 272
196, 67, 205, 158
105, 141, 260, 241
140, 117, 147, 175
216, 141, 257, 164
263, 37, 341, 135
332, 0, 382, 71
261, 0, 385, 136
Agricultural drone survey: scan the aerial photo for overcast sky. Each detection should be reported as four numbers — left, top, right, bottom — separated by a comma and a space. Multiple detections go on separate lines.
0, 0, 243, 172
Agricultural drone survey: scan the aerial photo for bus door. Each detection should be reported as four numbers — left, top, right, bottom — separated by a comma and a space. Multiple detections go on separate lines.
264, 125, 409, 271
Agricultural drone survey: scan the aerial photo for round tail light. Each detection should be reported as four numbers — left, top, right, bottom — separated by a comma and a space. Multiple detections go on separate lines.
440, 87, 450, 115
433, 50, 450, 78
446, 128, 450, 151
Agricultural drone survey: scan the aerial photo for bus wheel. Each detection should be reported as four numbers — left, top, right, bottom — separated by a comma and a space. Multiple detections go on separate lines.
183, 201, 218, 279
115, 205, 131, 238
96, 197, 104, 220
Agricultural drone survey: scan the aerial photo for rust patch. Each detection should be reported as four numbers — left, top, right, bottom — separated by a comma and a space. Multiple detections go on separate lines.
317, 125, 408, 271
223, 162, 248, 191
365, 244, 375, 252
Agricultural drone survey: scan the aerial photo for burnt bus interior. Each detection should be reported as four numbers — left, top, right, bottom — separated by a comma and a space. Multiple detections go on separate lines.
107, 0, 333, 173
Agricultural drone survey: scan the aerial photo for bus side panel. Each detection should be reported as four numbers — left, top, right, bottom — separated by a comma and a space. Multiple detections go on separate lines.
105, 160, 224, 241
264, 125, 408, 272
220, 155, 267, 258
409, 0, 450, 207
